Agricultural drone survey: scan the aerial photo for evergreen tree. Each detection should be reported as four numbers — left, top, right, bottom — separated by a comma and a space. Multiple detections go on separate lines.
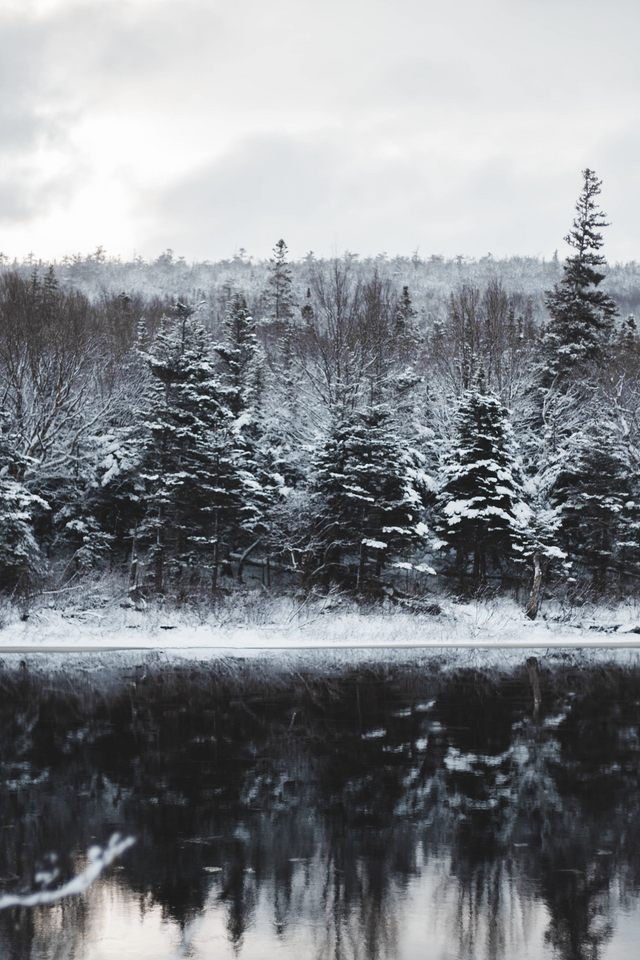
313, 404, 428, 588
214, 293, 280, 554
0, 422, 46, 592
0, 479, 46, 592
136, 306, 255, 591
436, 389, 531, 588
393, 286, 421, 358
541, 409, 640, 593
542, 169, 618, 382
265, 239, 295, 325
215, 293, 264, 417
262, 242, 302, 421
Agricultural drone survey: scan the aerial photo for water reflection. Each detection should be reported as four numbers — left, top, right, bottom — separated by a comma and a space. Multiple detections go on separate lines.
0, 660, 639, 959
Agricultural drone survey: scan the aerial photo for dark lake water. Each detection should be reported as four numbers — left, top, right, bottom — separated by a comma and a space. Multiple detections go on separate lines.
1, 656, 640, 959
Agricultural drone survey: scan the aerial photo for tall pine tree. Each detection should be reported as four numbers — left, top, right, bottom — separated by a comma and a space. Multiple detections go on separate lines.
265, 239, 295, 326
542, 169, 618, 383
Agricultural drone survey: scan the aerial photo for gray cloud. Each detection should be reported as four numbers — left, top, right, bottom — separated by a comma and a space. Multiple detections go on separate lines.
0, 0, 638, 259
146, 132, 578, 262
146, 134, 340, 259
0, 1, 217, 223
0, 12, 78, 222
0, 17, 55, 150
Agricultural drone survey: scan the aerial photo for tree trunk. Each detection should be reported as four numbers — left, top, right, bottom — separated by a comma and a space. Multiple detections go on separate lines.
154, 506, 164, 593
129, 524, 138, 592
473, 548, 480, 589
357, 541, 367, 590
238, 539, 262, 584
526, 551, 543, 620
211, 512, 219, 601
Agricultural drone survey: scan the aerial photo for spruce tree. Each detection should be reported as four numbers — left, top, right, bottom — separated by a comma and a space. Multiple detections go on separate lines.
215, 293, 264, 417
263, 241, 302, 421
215, 292, 279, 546
541, 409, 640, 593
0, 423, 46, 592
0, 479, 46, 592
543, 169, 618, 383
436, 389, 530, 588
314, 404, 428, 588
265, 239, 295, 326
136, 306, 254, 591
393, 286, 421, 359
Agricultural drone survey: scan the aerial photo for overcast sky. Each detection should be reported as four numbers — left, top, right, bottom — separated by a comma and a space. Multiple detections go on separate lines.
1, 0, 639, 264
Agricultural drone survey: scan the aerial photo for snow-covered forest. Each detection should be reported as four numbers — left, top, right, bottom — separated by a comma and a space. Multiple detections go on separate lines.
2, 170, 640, 616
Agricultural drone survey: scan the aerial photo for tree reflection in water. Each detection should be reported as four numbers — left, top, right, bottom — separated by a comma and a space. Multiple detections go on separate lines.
0, 659, 638, 959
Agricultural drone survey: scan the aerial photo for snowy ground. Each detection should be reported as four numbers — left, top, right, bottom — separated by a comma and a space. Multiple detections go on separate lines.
2, 590, 640, 676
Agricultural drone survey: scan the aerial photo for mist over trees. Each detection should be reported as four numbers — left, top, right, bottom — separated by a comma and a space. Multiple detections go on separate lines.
2, 172, 640, 610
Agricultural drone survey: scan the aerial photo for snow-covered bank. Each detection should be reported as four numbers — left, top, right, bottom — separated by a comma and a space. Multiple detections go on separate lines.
3, 595, 640, 652
2, 596, 640, 678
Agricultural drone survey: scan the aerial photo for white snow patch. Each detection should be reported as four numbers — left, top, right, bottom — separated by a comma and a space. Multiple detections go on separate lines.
444, 748, 477, 772
362, 728, 387, 740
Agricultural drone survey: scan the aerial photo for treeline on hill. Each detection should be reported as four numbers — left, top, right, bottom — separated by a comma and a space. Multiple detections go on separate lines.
2, 169, 640, 615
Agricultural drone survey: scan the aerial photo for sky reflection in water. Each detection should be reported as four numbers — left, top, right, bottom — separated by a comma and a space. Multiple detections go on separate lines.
0, 660, 639, 959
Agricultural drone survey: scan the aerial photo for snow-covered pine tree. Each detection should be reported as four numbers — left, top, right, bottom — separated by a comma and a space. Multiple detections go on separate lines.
435, 389, 531, 589
136, 305, 253, 592
393, 286, 421, 359
0, 479, 46, 592
313, 403, 428, 589
542, 169, 618, 384
215, 293, 265, 418
265, 239, 295, 327
215, 293, 281, 570
262, 240, 301, 421
0, 422, 46, 592
540, 408, 640, 594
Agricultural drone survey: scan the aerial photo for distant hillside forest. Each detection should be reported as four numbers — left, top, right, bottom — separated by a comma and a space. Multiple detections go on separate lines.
2, 170, 640, 614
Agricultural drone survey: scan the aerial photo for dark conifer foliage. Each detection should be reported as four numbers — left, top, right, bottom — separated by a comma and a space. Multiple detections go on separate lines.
261, 240, 300, 418
543, 410, 640, 593
542, 169, 618, 382
0, 419, 46, 592
313, 404, 427, 588
436, 390, 530, 588
215, 293, 264, 417
265, 239, 295, 325
135, 305, 259, 591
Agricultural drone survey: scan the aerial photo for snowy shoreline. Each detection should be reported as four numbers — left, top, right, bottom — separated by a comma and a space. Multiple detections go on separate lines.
3, 593, 640, 646
3, 599, 640, 683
